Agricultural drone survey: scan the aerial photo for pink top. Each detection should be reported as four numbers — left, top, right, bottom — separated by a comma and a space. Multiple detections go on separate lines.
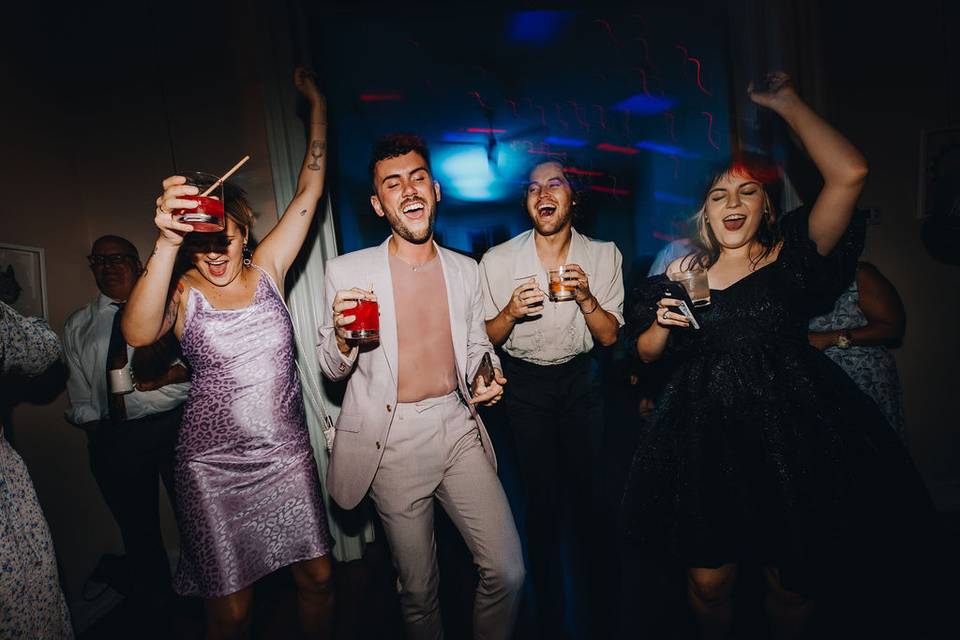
389, 252, 457, 403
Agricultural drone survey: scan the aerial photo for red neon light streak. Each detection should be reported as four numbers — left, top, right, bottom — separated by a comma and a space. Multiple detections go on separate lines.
505, 99, 519, 118
554, 104, 570, 130
676, 44, 712, 96
568, 101, 590, 131
635, 67, 651, 96
701, 111, 720, 150
636, 37, 658, 72
527, 149, 567, 157
361, 93, 403, 102
466, 128, 506, 134
593, 19, 621, 47
469, 91, 489, 110
592, 104, 608, 130
664, 112, 677, 141
589, 185, 630, 196
526, 99, 546, 126
652, 230, 681, 242
596, 143, 639, 155
564, 167, 605, 176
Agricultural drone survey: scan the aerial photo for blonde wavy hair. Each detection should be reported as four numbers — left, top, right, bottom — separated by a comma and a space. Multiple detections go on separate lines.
685, 153, 783, 271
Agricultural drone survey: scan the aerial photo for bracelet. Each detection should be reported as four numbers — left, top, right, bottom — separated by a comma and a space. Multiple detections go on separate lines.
582, 298, 599, 315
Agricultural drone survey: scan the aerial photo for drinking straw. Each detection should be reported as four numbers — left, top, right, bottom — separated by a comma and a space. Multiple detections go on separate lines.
199, 155, 251, 197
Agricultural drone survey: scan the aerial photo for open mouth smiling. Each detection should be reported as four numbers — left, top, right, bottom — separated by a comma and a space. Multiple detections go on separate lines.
722, 214, 747, 231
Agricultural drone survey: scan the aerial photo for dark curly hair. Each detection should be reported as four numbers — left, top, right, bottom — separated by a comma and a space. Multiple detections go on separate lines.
368, 133, 432, 190
522, 158, 587, 221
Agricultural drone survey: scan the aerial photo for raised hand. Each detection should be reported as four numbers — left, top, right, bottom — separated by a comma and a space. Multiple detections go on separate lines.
747, 71, 799, 111
294, 66, 326, 109
154, 175, 199, 246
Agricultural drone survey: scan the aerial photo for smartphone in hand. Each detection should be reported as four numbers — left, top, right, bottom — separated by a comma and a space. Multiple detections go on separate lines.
473, 352, 495, 390
662, 282, 700, 330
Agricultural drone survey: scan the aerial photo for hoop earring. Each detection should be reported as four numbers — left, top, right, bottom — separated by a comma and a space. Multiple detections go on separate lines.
242, 241, 252, 267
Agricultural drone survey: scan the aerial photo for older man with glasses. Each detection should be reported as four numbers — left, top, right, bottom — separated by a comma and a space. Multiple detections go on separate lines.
63, 235, 189, 625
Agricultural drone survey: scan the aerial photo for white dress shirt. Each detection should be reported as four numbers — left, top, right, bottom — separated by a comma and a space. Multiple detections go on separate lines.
479, 227, 625, 366
63, 294, 188, 425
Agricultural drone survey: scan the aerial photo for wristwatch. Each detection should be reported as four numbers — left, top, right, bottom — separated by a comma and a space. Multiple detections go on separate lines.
836, 330, 852, 349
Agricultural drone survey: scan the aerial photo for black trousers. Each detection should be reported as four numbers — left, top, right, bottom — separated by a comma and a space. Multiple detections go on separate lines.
87, 406, 181, 610
501, 352, 606, 639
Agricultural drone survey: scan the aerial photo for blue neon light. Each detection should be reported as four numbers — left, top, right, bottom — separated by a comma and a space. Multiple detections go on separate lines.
611, 94, 675, 115
635, 140, 702, 159
508, 11, 574, 45
654, 191, 697, 205
544, 136, 588, 148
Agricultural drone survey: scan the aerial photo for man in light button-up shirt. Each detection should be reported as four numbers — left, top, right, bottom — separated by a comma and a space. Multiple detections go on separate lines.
478, 160, 624, 638
63, 235, 188, 617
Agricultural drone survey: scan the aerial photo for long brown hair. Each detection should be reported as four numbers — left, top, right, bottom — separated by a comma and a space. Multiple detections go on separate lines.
685, 153, 783, 271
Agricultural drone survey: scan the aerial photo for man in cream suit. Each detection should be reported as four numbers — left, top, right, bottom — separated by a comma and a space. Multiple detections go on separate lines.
317, 134, 524, 640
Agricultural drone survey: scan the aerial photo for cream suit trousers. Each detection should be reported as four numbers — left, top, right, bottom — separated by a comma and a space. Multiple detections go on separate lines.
369, 391, 525, 640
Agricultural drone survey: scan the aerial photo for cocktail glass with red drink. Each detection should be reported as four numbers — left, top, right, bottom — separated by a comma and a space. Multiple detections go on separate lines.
344, 298, 379, 342
174, 172, 226, 233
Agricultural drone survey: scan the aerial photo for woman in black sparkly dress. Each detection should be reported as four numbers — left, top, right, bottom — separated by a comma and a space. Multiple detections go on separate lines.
623, 73, 940, 638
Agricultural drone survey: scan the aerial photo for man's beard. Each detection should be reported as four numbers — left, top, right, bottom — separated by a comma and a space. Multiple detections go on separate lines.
386, 203, 436, 244
530, 206, 572, 236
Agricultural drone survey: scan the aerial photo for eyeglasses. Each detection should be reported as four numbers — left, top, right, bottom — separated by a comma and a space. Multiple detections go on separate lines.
87, 254, 137, 267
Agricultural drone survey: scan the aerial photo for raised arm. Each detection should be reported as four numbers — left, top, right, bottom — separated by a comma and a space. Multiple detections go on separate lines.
253, 67, 328, 286
749, 72, 868, 255
123, 177, 196, 347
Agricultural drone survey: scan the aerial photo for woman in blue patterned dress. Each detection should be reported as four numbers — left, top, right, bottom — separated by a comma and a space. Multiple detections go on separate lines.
124, 69, 333, 639
0, 301, 73, 639
808, 261, 906, 437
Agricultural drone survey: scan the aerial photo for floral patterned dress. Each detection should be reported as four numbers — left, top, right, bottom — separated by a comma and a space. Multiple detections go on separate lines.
1, 301, 74, 639
808, 276, 905, 437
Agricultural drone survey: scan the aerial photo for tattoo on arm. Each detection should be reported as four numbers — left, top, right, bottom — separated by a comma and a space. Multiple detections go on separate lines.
307, 140, 327, 170
161, 298, 179, 334
299, 208, 308, 217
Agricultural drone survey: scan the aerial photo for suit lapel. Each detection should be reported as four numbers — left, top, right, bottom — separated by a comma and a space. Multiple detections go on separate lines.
437, 246, 467, 385
370, 238, 399, 386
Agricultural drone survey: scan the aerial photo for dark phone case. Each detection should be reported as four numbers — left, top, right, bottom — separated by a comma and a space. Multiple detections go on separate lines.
475, 352, 495, 387
662, 282, 700, 329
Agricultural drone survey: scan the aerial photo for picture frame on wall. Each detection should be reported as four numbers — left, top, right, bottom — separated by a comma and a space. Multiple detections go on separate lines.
0, 243, 49, 320
917, 126, 960, 219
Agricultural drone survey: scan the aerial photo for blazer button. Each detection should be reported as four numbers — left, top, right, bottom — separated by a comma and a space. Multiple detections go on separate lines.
376, 441, 381, 450
386, 404, 392, 412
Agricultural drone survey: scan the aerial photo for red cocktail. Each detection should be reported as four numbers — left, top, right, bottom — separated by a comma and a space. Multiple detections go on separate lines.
175, 196, 225, 233
344, 299, 379, 341
175, 172, 226, 233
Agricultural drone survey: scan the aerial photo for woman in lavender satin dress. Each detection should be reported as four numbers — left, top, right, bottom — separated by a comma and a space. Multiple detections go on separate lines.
124, 69, 333, 639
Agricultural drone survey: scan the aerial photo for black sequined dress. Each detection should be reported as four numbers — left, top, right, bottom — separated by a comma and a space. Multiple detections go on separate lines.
622, 209, 934, 594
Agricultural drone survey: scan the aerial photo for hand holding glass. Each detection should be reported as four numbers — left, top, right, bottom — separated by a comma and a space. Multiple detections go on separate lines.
343, 298, 380, 342
173, 172, 225, 233
547, 265, 577, 302
668, 268, 711, 307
